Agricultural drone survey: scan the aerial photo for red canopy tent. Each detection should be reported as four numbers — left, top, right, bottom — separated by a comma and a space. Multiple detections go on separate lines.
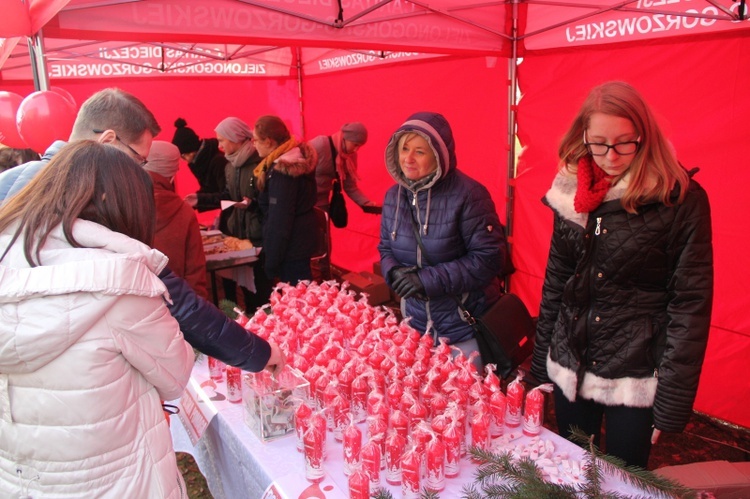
1, 0, 748, 429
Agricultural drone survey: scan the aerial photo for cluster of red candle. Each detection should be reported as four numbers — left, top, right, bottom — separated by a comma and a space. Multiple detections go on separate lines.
240, 280, 553, 494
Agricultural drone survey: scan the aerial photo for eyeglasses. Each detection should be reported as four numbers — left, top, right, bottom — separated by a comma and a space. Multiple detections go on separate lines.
583, 131, 640, 156
92, 129, 148, 166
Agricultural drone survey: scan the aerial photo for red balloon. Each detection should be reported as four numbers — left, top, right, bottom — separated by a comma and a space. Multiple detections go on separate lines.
16, 91, 77, 154
0, 91, 28, 149
50, 86, 77, 107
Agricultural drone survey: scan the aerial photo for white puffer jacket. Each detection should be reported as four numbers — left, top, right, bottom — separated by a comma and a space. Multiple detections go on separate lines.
0, 220, 194, 498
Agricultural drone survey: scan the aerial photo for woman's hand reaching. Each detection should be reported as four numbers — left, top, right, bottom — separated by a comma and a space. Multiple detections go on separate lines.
184, 193, 198, 208
651, 428, 662, 444
264, 341, 286, 377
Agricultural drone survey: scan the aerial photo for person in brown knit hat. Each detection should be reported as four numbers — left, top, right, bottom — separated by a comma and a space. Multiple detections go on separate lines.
172, 118, 227, 194
144, 140, 208, 299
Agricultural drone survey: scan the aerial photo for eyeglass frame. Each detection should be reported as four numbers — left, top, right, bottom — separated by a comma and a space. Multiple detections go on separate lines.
92, 129, 148, 166
583, 130, 641, 157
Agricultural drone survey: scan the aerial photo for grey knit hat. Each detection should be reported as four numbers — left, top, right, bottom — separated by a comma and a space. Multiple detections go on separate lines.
341, 122, 368, 145
215, 117, 253, 143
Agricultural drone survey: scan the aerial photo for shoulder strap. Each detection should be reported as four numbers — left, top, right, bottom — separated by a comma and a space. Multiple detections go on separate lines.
406, 207, 478, 326
327, 136, 340, 181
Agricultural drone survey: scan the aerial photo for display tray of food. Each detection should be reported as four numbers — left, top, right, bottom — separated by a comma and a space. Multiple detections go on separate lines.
201, 233, 261, 263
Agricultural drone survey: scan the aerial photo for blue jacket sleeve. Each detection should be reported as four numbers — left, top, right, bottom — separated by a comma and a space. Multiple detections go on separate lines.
159, 267, 272, 372
0, 160, 45, 202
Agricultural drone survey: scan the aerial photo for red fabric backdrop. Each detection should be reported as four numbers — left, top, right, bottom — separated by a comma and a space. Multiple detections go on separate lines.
1, 55, 508, 268
302, 56, 509, 274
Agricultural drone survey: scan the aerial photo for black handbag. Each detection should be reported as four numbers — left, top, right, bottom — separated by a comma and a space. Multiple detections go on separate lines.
327, 137, 348, 228
407, 210, 534, 379
463, 292, 535, 379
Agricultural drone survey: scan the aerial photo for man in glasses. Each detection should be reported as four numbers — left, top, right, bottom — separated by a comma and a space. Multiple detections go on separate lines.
0, 89, 158, 200
0, 88, 284, 376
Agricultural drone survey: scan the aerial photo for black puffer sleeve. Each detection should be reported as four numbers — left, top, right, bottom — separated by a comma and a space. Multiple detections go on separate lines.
531, 213, 578, 383
159, 267, 272, 372
653, 181, 713, 433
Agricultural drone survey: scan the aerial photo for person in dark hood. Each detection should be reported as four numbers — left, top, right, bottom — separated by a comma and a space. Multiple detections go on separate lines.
378, 112, 508, 369
531, 81, 713, 468
172, 117, 227, 194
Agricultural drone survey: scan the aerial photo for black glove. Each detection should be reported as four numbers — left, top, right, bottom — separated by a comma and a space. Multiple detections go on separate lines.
362, 204, 382, 214
390, 266, 426, 300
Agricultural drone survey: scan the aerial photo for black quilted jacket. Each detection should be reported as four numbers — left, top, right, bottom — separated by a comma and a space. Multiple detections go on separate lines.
531, 170, 713, 433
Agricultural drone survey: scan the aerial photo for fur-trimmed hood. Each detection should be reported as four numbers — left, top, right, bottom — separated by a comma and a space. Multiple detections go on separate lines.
272, 141, 318, 177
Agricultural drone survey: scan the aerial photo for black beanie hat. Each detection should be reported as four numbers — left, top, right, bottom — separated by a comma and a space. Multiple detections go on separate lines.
172, 118, 201, 154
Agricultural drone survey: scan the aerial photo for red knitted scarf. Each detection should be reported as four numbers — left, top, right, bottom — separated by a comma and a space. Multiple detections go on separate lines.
574, 156, 614, 213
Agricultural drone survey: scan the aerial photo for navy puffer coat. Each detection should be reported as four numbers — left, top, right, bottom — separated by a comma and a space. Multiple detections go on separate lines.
378, 112, 507, 344
258, 142, 319, 280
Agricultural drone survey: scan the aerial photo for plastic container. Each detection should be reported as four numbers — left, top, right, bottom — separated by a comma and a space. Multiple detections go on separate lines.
242, 366, 310, 442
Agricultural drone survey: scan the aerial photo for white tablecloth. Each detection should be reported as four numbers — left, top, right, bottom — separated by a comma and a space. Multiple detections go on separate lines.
171, 358, 642, 498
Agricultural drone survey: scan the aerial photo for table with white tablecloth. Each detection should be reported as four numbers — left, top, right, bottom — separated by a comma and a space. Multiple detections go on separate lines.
171, 358, 643, 499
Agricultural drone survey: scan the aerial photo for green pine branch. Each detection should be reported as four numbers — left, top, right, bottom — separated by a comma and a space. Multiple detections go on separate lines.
372, 486, 441, 499
464, 447, 579, 498
458, 437, 698, 499
218, 298, 239, 319
568, 427, 698, 499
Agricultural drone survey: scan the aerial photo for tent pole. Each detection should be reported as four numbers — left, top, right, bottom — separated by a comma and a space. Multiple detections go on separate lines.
26, 31, 50, 91
296, 47, 306, 139
505, 0, 520, 291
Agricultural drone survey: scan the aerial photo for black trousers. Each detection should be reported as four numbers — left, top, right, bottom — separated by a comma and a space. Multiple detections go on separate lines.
553, 384, 654, 468
221, 253, 273, 314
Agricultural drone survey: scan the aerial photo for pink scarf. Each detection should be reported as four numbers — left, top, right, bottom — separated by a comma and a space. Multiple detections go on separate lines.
574, 156, 614, 213
330, 130, 359, 182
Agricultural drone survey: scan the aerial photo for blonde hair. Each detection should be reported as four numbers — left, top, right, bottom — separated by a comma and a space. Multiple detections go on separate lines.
558, 81, 689, 213
397, 132, 437, 165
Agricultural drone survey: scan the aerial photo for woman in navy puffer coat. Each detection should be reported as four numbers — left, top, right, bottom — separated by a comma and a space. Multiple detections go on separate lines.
378, 112, 507, 360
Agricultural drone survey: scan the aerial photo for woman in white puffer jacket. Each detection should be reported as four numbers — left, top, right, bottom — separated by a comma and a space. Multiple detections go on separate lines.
0, 141, 194, 498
